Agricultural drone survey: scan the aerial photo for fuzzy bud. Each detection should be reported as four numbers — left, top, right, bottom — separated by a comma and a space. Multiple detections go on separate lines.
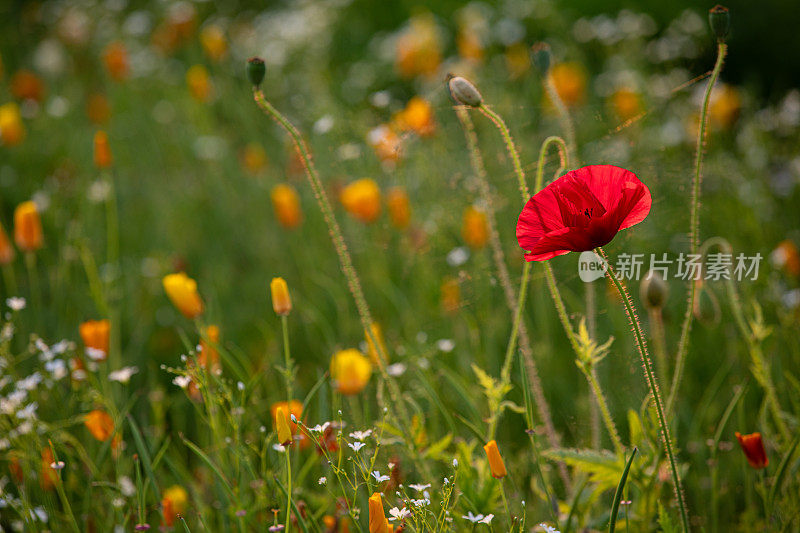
531, 42, 552, 75
640, 270, 669, 309
246, 57, 266, 87
708, 5, 730, 42
447, 75, 483, 107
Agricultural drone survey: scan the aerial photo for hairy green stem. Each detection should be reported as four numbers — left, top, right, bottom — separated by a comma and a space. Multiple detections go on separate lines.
253, 90, 424, 475
596, 246, 689, 533
281, 314, 293, 405
669, 42, 728, 415
579, 363, 624, 455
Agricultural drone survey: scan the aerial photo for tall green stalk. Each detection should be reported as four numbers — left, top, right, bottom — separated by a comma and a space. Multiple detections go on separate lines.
668, 41, 728, 415
252, 90, 425, 475
596, 247, 689, 532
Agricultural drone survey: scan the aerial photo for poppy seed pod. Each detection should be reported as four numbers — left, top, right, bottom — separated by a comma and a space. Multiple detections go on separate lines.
708, 5, 730, 42
640, 270, 668, 309
531, 42, 552, 75
448, 75, 483, 107
246, 57, 266, 87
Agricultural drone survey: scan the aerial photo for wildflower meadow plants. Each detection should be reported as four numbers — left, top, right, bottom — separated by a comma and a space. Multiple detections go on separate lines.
1, 1, 799, 532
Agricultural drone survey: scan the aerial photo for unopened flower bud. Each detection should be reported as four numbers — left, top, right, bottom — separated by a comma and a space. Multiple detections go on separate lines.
448, 75, 483, 107
246, 57, 266, 87
640, 270, 668, 309
531, 42, 552, 75
708, 5, 730, 42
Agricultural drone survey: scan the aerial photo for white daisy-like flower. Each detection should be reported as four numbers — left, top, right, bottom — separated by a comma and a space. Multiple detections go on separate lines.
50, 461, 65, 470
388, 507, 410, 521
172, 375, 192, 388
347, 441, 366, 452
349, 429, 372, 441
411, 498, 430, 507
538, 523, 560, 533
6, 297, 26, 311
109, 366, 139, 384
463, 512, 485, 523
386, 363, 406, 377
371, 471, 390, 483
318, 477, 327, 485
479, 514, 494, 524
409, 483, 431, 492
16, 372, 42, 391
436, 339, 455, 352
85, 347, 107, 361
311, 422, 331, 433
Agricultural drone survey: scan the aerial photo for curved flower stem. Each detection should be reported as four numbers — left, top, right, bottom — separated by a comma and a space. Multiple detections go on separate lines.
578, 363, 624, 455
702, 238, 788, 441
596, 246, 689, 533
455, 107, 560, 455
669, 42, 728, 415
252, 90, 424, 474
543, 77, 578, 169
478, 104, 529, 199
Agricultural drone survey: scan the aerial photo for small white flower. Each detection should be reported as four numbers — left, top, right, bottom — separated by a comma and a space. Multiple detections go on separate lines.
463, 512, 484, 524
349, 429, 372, 441
237, 381, 245, 391
109, 366, 139, 384
6, 297, 26, 311
538, 523, 560, 533
479, 514, 494, 525
71, 369, 87, 381
16, 402, 38, 419
409, 483, 431, 492
371, 471, 390, 483
388, 507, 410, 521
273, 444, 287, 452
452, 458, 458, 468
118, 476, 136, 497
311, 422, 331, 433
16, 372, 42, 391
50, 460, 65, 470
386, 363, 406, 377
290, 414, 297, 423
411, 498, 430, 507
436, 339, 455, 352
32, 507, 48, 522
446, 247, 470, 267
45, 359, 67, 380
347, 442, 366, 452
318, 477, 327, 485
85, 347, 107, 361
172, 375, 192, 388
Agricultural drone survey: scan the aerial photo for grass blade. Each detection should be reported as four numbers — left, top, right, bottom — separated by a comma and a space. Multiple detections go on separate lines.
609, 447, 637, 533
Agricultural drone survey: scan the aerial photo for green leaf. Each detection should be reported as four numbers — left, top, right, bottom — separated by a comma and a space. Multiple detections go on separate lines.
543, 448, 624, 490
657, 501, 679, 533
127, 415, 161, 502
423, 433, 453, 460
609, 447, 637, 533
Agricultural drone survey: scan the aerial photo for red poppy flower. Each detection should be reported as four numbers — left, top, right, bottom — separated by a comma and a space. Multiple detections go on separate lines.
735, 431, 768, 469
516, 165, 651, 261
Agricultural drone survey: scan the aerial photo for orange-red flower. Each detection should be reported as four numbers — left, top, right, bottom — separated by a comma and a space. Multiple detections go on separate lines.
386, 187, 411, 229
86, 93, 111, 124
462, 206, 489, 250
84, 409, 114, 441
441, 277, 460, 314
241, 142, 268, 175
368, 125, 402, 164
368, 492, 390, 533
8, 453, 24, 484
271, 400, 303, 439
393, 97, 435, 137
549, 62, 587, 107
709, 84, 740, 129
102, 41, 129, 81
162, 485, 189, 527
10, 70, 45, 102
0, 103, 26, 146
0, 221, 15, 265
610, 88, 642, 121
271, 184, 303, 229
186, 64, 213, 102
330, 349, 372, 395
40, 448, 58, 491
200, 25, 227, 62
341, 179, 382, 223
270, 277, 292, 316
197, 325, 220, 373
14, 201, 43, 252
483, 439, 507, 478
771, 240, 800, 277
79, 319, 110, 360
163, 272, 204, 319
93, 130, 113, 169
735, 432, 768, 469
395, 14, 441, 79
